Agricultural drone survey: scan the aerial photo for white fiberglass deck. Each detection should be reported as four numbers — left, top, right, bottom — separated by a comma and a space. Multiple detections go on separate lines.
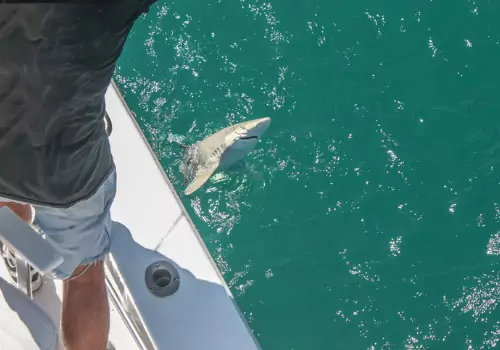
105, 82, 259, 350
0, 81, 260, 350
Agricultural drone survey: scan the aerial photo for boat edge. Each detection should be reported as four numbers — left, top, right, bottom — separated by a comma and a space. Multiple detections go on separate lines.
108, 80, 261, 349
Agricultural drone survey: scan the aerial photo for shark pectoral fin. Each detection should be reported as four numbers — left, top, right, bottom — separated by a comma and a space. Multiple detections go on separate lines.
184, 164, 218, 195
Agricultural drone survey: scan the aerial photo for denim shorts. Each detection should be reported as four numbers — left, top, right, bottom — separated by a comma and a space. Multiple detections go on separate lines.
30, 170, 117, 279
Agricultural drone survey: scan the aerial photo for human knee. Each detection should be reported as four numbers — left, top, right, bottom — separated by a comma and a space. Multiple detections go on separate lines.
64, 261, 105, 284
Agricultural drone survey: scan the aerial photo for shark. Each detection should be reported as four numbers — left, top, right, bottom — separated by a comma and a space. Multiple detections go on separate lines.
182, 117, 271, 195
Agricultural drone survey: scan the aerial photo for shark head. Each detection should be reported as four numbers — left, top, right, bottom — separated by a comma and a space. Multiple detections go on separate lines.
227, 117, 272, 149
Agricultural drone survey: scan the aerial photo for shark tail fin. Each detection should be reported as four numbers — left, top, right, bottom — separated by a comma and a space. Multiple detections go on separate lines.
171, 140, 189, 149
185, 164, 218, 195
168, 134, 190, 149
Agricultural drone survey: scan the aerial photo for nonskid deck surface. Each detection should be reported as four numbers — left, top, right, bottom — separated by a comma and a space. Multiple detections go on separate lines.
0, 82, 259, 350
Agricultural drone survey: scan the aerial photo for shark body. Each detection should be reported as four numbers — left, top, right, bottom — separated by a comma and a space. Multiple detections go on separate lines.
183, 117, 271, 195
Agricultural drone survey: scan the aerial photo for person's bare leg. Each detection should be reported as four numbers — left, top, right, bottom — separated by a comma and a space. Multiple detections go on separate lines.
62, 262, 109, 350
0, 202, 32, 223
0, 201, 109, 349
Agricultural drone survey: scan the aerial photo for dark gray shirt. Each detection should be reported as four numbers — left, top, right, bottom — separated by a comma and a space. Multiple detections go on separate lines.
0, 2, 152, 207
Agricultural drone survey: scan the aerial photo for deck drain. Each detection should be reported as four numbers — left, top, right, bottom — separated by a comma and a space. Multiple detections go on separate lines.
145, 260, 180, 297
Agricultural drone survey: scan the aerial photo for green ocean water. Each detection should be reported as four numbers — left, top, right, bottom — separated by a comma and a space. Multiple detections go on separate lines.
115, 0, 500, 348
